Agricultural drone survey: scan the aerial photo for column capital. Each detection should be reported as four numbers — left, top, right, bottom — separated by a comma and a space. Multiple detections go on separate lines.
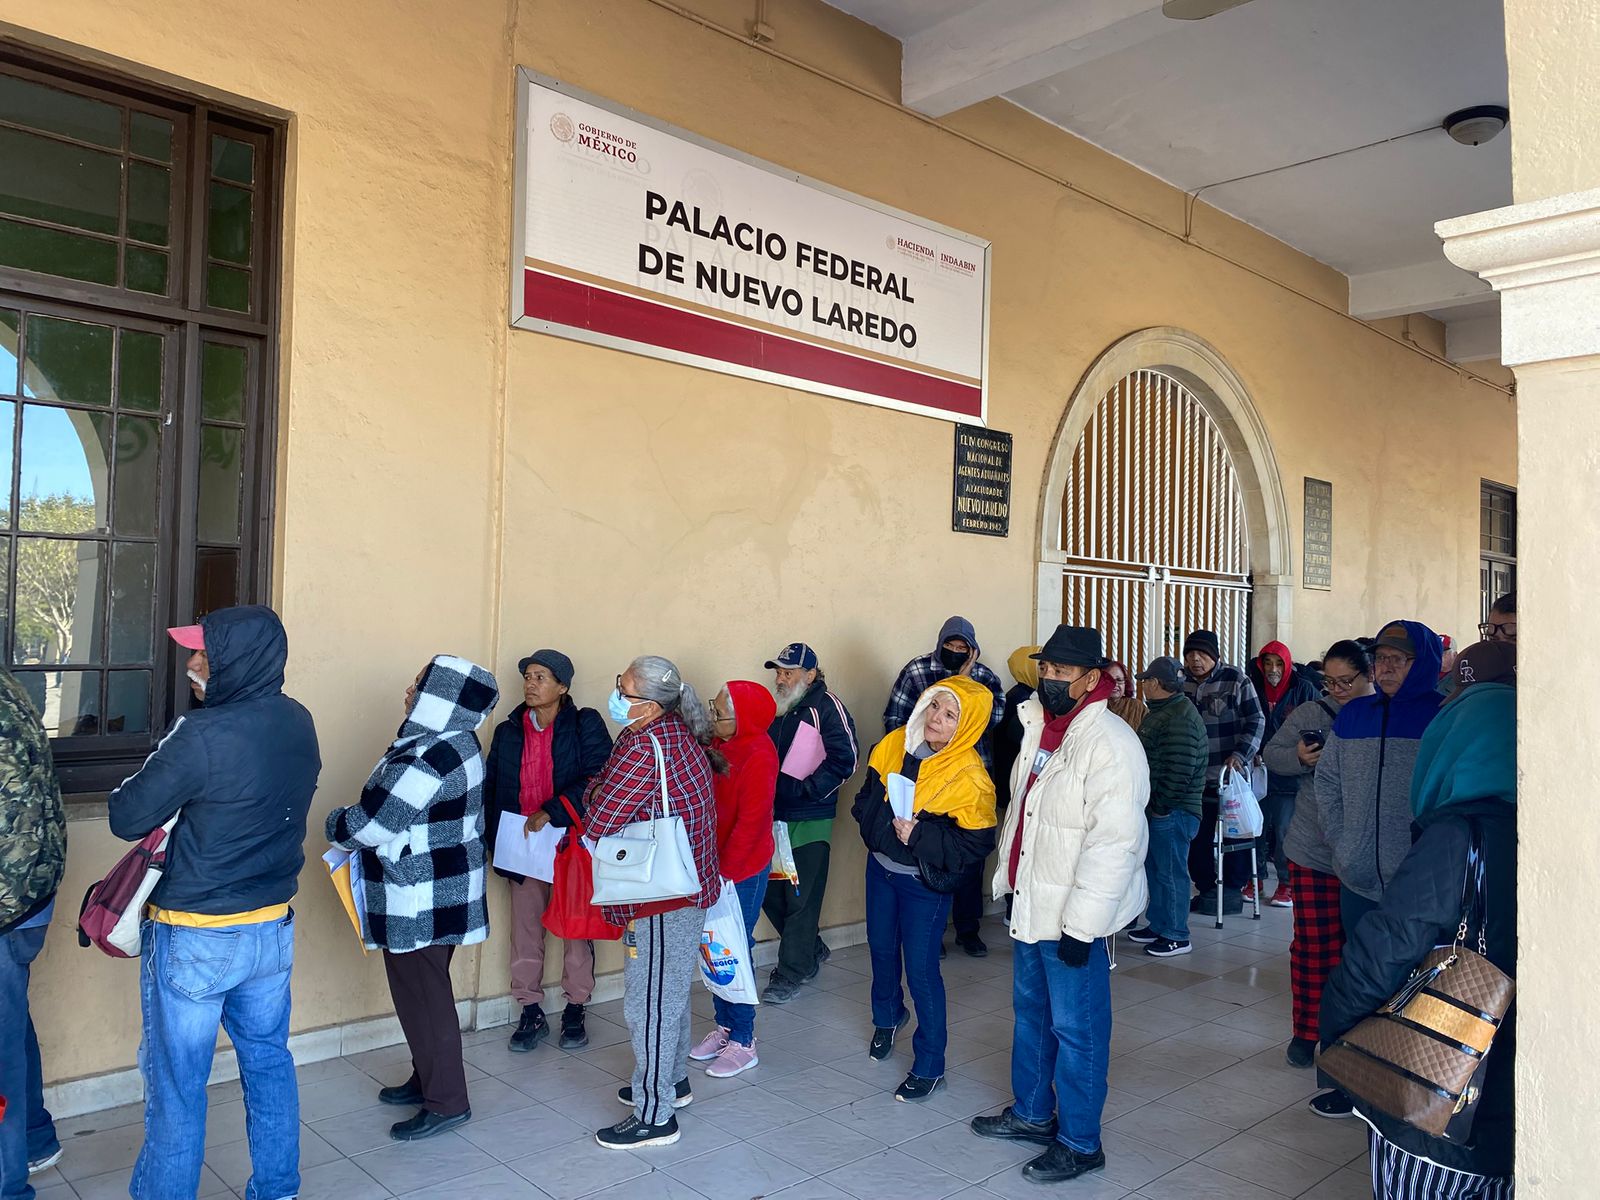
1437, 188, 1600, 367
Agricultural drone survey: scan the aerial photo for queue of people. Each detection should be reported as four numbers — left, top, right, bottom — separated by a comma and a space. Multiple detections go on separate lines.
0, 597, 1518, 1199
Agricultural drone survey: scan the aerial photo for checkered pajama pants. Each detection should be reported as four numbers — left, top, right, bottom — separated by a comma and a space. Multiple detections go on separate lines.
1287, 861, 1343, 1042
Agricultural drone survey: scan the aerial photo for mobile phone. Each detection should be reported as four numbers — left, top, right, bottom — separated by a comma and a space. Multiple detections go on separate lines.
1301, 730, 1325, 749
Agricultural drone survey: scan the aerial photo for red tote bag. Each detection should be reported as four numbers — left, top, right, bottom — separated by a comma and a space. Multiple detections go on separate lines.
544, 797, 623, 942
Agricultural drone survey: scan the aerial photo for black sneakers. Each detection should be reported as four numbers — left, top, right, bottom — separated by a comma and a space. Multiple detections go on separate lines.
1189, 889, 1245, 915
509, 1003, 549, 1052
1146, 937, 1192, 957
595, 1114, 680, 1150
560, 1002, 589, 1049
389, 1108, 470, 1141
1022, 1142, 1106, 1183
1124, 925, 1161, 944
762, 971, 803, 1004
1286, 1037, 1317, 1069
868, 1010, 911, 1061
970, 1107, 1059, 1146
1309, 1089, 1356, 1118
956, 932, 989, 958
894, 1073, 944, 1102
616, 1077, 693, 1108
377, 1078, 424, 1107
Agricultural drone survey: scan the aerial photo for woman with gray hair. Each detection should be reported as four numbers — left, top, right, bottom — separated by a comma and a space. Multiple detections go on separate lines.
585, 656, 724, 1151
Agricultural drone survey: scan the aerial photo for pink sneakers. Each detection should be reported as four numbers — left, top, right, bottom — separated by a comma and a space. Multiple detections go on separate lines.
705, 1040, 759, 1078
689, 1026, 730, 1062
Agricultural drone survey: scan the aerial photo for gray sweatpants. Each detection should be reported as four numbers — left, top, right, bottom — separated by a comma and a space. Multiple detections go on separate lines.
622, 905, 701, 1126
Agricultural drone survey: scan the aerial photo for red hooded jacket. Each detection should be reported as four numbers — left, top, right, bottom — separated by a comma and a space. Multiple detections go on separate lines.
713, 680, 778, 882
1256, 640, 1295, 709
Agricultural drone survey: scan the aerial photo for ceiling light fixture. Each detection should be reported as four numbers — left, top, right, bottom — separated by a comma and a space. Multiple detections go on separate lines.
1442, 105, 1510, 146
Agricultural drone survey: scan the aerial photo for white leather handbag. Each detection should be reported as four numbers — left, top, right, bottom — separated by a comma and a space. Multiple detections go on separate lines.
591, 733, 702, 905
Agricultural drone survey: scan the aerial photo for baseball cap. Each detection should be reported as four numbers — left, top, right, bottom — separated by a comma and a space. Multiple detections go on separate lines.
1371, 624, 1416, 656
168, 624, 205, 651
764, 642, 818, 671
1136, 656, 1184, 691
1449, 640, 1516, 700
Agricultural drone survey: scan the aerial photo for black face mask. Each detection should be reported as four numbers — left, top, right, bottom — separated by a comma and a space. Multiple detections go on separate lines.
938, 646, 969, 673
1037, 677, 1076, 716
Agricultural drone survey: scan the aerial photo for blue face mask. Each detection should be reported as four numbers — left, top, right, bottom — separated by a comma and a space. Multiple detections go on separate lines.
607, 688, 637, 725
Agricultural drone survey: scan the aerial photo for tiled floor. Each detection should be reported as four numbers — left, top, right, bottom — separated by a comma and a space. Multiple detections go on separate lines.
34, 903, 1372, 1200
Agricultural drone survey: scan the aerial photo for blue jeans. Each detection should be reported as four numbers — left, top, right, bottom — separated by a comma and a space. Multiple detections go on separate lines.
711, 871, 769, 1045
1145, 810, 1201, 942
1010, 935, 1112, 1154
865, 855, 952, 1078
1, 922, 59, 1200
133, 916, 300, 1200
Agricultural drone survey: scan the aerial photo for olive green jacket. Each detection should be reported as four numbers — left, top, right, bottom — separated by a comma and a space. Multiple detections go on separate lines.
1137, 693, 1208, 818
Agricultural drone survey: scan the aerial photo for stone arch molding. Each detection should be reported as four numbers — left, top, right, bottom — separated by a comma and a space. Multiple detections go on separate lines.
1035, 327, 1294, 650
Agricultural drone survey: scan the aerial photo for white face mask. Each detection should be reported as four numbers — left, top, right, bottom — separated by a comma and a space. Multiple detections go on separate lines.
187, 669, 208, 697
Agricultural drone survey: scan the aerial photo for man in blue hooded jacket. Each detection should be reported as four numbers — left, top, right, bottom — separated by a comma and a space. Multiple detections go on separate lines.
108, 605, 321, 1200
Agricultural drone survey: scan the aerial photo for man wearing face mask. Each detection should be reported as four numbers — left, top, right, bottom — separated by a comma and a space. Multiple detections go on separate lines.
883, 616, 1006, 957
971, 626, 1149, 1186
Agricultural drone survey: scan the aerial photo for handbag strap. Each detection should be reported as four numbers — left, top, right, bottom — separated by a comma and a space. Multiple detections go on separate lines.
557, 795, 585, 838
647, 732, 671, 825
1452, 818, 1489, 957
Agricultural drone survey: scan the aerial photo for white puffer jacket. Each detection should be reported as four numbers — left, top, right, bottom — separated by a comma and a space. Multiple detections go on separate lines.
992, 696, 1151, 945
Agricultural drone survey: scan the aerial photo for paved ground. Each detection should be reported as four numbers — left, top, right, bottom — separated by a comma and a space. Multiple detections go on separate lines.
34, 903, 1372, 1199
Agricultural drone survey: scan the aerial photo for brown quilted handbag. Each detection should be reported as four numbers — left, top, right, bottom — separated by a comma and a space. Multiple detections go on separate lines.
1320, 829, 1513, 1141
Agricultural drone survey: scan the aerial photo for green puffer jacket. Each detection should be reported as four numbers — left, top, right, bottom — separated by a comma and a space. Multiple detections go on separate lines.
0, 668, 66, 932
1137, 693, 1208, 817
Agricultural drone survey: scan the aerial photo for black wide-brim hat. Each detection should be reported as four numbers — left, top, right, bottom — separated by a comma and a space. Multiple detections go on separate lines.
1032, 625, 1110, 669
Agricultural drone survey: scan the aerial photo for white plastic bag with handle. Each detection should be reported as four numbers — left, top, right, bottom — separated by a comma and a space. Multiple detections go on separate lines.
1249, 760, 1269, 801
699, 879, 760, 1005
1219, 765, 1264, 839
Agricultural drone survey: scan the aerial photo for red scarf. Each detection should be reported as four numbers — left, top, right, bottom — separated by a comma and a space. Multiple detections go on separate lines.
1009, 673, 1118, 887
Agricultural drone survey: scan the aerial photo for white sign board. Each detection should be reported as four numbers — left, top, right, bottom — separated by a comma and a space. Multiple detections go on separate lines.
512, 71, 991, 423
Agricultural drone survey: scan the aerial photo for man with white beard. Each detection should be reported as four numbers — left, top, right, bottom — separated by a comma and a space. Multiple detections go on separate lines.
760, 643, 860, 1003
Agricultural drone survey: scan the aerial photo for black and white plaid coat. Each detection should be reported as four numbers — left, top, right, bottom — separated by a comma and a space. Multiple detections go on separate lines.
326, 656, 499, 953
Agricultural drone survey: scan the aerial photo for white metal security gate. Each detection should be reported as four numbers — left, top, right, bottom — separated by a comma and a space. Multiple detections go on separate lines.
1058, 370, 1251, 670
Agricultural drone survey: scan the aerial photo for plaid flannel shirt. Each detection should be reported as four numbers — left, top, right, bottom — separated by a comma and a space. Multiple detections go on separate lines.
883, 653, 1006, 766
584, 712, 720, 924
1182, 662, 1266, 791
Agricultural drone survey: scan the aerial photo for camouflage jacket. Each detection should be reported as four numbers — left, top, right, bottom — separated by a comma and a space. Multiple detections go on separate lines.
0, 668, 66, 931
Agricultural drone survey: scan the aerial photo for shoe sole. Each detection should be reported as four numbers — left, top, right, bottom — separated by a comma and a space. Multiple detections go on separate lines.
28, 1150, 64, 1175
616, 1091, 693, 1109
895, 1078, 945, 1103
1146, 945, 1192, 957
559, 1034, 590, 1050
1124, 933, 1159, 944
1270, 900, 1293, 907
971, 1126, 1057, 1147
596, 1127, 681, 1150
508, 1028, 549, 1053
688, 1048, 725, 1062
390, 1112, 471, 1141
1286, 1054, 1315, 1069
378, 1092, 425, 1107
1309, 1105, 1356, 1119
1022, 1160, 1105, 1183
705, 1056, 759, 1079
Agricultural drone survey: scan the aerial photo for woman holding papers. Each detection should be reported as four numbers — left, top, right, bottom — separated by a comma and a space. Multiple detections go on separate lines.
325, 655, 498, 1143
851, 676, 997, 1102
688, 680, 778, 1078
482, 649, 613, 1054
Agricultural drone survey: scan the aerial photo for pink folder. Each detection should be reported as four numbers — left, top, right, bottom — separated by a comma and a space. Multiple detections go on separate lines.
779, 718, 827, 780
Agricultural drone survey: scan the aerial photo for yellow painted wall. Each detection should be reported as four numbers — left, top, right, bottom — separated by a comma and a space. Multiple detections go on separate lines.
0, 0, 1514, 1089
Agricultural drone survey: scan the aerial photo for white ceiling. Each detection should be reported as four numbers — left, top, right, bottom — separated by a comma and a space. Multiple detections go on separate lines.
824, 0, 1511, 361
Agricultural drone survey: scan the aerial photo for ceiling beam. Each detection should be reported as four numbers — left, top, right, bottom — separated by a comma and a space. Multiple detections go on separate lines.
1446, 313, 1501, 363
1347, 260, 1494, 320
902, 0, 1172, 118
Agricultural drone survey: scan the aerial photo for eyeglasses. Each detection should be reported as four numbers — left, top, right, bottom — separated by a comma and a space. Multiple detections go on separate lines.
1372, 651, 1413, 669
1324, 673, 1361, 692
1478, 620, 1517, 642
615, 675, 649, 703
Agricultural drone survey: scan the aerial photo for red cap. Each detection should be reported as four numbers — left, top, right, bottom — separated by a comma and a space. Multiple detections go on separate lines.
167, 625, 205, 651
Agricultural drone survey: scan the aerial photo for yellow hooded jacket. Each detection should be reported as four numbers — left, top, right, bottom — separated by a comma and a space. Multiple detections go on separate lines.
865, 675, 997, 831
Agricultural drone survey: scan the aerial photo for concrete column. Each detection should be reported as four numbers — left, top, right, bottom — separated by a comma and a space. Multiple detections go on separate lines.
1438, 189, 1600, 1196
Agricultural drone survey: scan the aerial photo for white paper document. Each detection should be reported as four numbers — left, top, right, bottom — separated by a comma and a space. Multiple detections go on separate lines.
493, 810, 563, 882
886, 773, 917, 822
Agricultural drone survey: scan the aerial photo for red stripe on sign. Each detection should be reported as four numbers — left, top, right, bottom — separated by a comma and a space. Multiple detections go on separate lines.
522, 269, 982, 418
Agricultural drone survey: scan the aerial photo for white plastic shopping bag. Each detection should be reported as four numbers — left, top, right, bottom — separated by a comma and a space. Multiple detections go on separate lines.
699, 879, 760, 1005
1219, 765, 1264, 839
769, 820, 799, 889
1249, 760, 1269, 801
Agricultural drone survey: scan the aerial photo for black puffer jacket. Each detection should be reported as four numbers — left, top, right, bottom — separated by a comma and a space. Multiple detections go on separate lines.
1320, 801, 1516, 1176
482, 699, 612, 881
108, 606, 321, 914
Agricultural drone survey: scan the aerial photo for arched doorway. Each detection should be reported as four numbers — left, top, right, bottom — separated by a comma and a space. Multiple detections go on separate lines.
1036, 328, 1292, 668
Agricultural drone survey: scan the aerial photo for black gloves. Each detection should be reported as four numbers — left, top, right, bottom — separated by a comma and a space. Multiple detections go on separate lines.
1056, 935, 1093, 967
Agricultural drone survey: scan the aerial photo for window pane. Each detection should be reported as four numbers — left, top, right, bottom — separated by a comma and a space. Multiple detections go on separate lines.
114, 415, 160, 537
106, 670, 151, 734
15, 539, 105, 665
20, 405, 110, 533
23, 316, 113, 407
129, 112, 172, 162
206, 264, 251, 312
125, 246, 168, 295
0, 309, 16, 395
211, 135, 254, 185
18, 671, 102, 737
0, 75, 121, 148
109, 542, 155, 662
118, 330, 163, 413
197, 425, 242, 543
195, 546, 239, 618
208, 182, 251, 264
127, 162, 171, 246
0, 217, 118, 285
0, 127, 121, 234
0, 399, 12, 529
202, 343, 247, 422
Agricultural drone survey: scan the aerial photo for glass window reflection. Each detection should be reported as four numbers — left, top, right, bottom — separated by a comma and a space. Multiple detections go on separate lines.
14, 538, 105, 664
18, 670, 101, 738
20, 405, 110, 533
